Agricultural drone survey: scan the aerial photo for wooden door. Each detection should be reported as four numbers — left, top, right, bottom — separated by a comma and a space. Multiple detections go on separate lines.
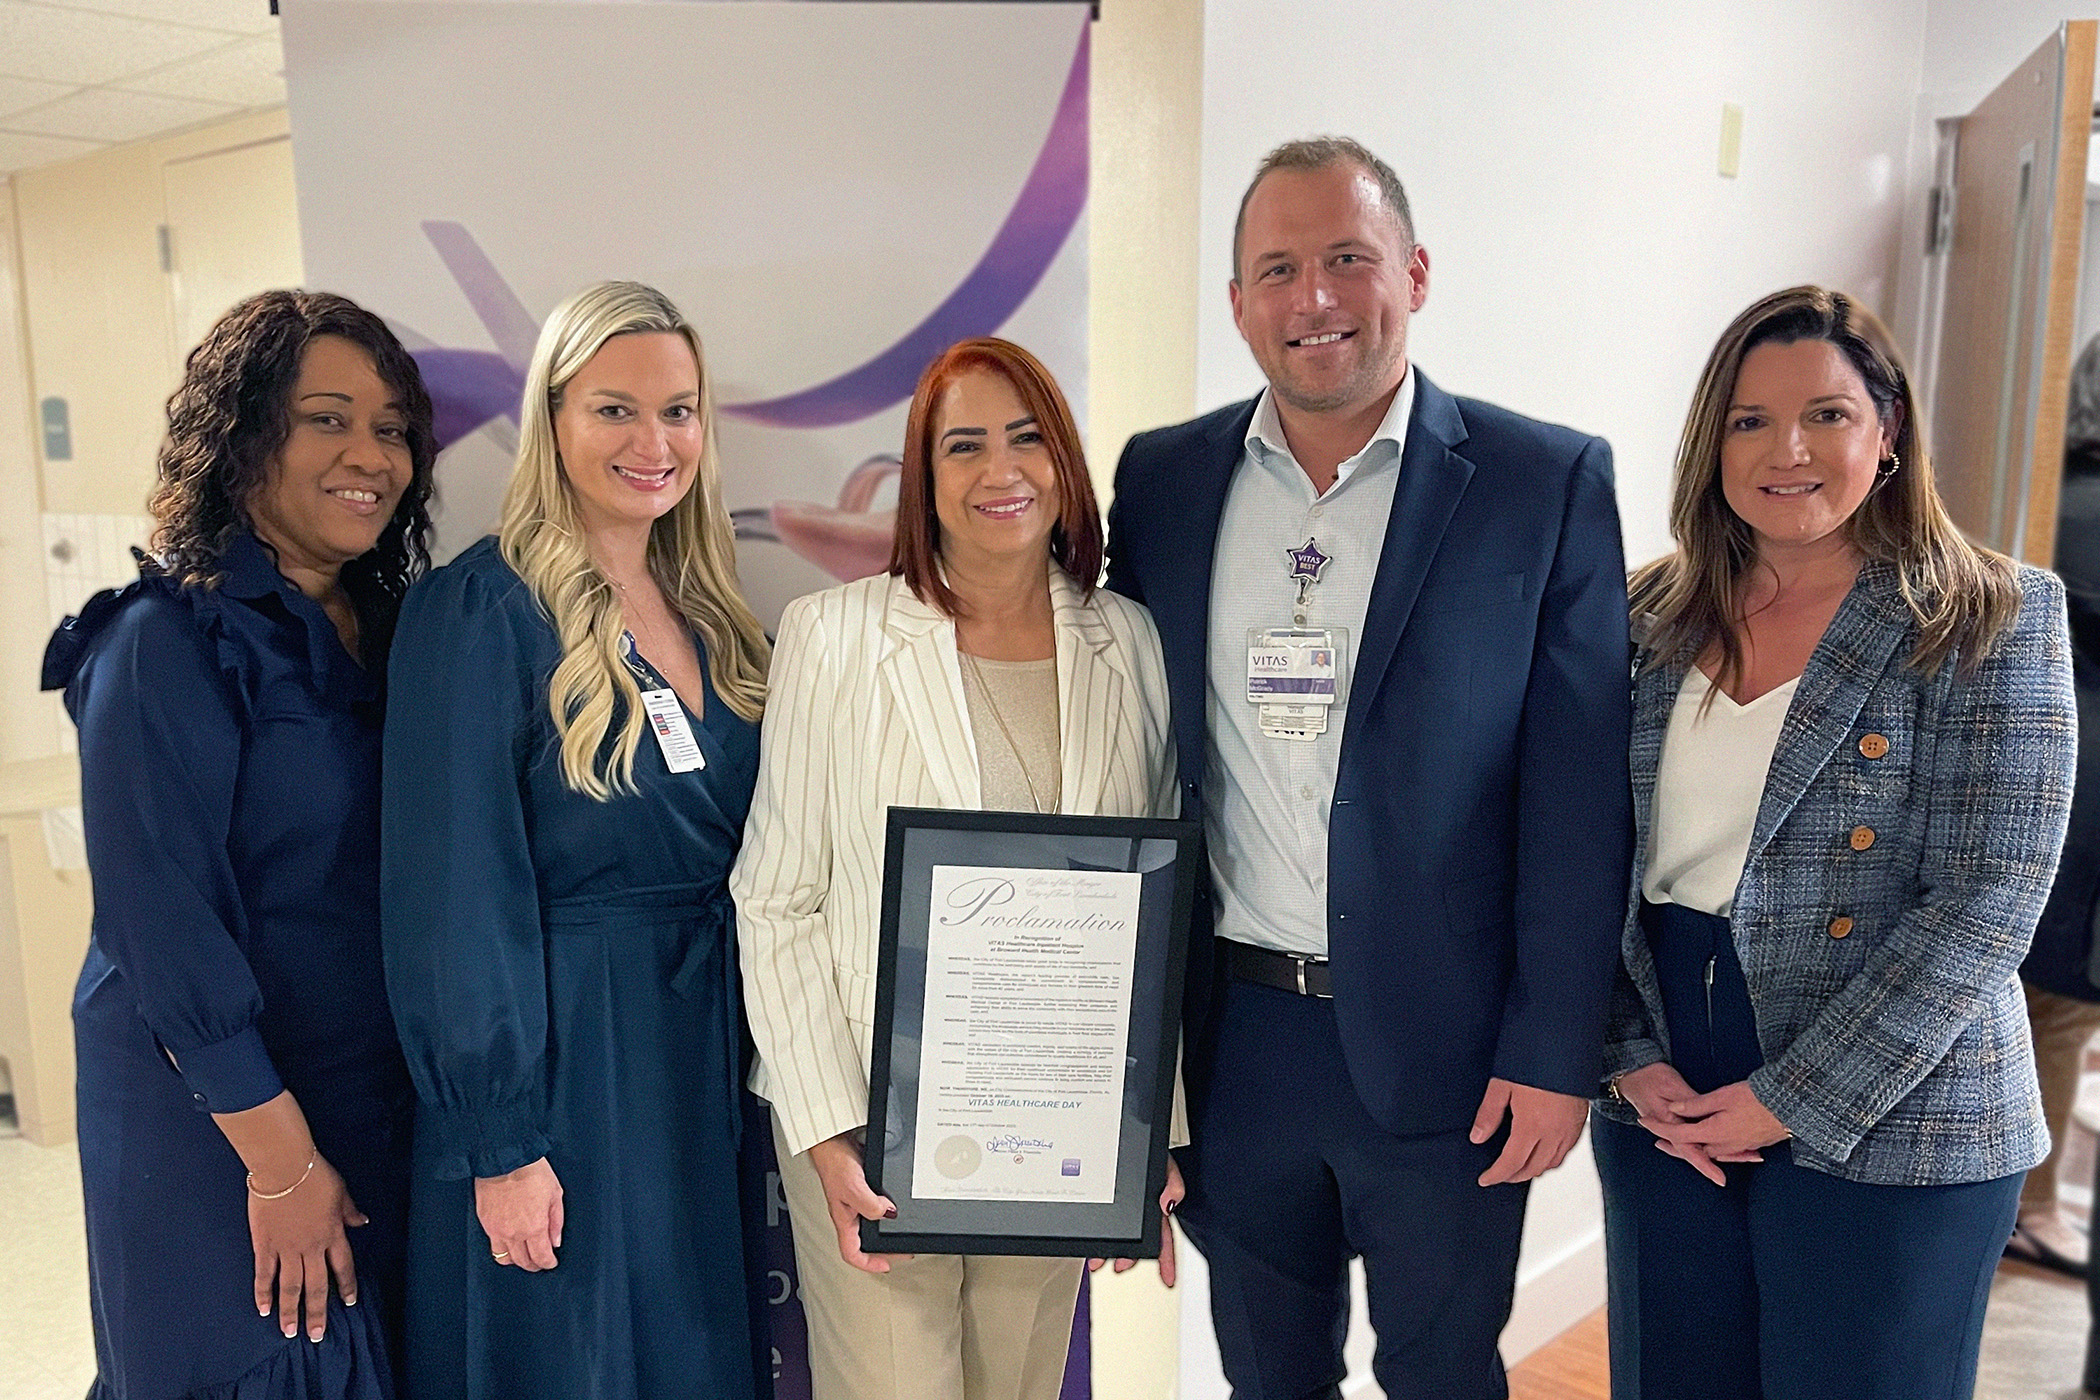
1933, 21, 2095, 563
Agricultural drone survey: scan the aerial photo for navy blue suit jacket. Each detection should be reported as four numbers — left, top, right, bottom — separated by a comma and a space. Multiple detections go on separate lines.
1105, 373, 1633, 1137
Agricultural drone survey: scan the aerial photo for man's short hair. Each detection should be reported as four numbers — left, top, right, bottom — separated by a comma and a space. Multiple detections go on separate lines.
1231, 136, 1414, 282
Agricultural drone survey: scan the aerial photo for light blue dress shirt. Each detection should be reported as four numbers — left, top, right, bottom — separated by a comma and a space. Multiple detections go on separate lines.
1203, 372, 1415, 957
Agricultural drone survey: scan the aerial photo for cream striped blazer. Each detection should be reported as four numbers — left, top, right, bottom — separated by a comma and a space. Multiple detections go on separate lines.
731, 566, 1178, 1157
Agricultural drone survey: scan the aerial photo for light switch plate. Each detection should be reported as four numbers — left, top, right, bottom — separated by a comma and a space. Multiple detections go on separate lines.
1719, 103, 1744, 179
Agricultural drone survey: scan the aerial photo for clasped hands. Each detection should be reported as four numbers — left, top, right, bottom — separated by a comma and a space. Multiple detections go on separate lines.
1616, 1062, 1791, 1186
807, 1130, 1186, 1286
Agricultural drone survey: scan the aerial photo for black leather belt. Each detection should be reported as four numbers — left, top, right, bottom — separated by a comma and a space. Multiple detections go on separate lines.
1223, 939, 1333, 998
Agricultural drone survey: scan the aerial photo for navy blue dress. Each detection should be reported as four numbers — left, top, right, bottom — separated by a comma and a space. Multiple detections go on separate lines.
380, 538, 763, 1400
46, 533, 413, 1400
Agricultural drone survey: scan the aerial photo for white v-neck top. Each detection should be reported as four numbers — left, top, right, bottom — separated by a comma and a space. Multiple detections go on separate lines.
1642, 667, 1799, 918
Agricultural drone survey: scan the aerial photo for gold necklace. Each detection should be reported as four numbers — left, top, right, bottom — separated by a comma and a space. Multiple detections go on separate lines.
962, 650, 1051, 814
609, 574, 683, 686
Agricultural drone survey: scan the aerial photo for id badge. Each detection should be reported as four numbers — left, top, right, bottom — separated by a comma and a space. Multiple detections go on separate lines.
1260, 702, 1329, 738
641, 688, 706, 773
1248, 629, 1345, 742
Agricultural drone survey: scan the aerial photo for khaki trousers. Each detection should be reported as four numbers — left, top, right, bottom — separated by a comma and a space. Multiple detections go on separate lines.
775, 1118, 1084, 1400
2022, 982, 2100, 1216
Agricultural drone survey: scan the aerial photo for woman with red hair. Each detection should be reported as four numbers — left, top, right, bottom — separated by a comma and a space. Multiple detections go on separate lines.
732, 338, 1179, 1400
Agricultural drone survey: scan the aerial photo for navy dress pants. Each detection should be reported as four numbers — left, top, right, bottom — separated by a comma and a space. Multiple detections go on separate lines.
1178, 973, 1530, 1400
1596, 901, 2020, 1400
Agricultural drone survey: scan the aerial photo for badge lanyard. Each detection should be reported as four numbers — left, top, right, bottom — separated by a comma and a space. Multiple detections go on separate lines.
1246, 538, 1344, 743
623, 633, 706, 773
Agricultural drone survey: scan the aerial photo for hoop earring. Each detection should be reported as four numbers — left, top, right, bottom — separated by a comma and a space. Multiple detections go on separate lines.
1877, 449, 1901, 480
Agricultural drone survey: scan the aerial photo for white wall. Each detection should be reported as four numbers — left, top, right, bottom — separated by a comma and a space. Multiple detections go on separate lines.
1187, 1, 1933, 1385
1086, 7, 1205, 1393
1923, 2, 2099, 109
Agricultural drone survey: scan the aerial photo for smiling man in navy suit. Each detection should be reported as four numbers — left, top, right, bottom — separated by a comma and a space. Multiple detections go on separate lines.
1105, 138, 1632, 1399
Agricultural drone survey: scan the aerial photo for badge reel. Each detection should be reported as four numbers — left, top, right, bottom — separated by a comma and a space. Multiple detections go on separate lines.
1247, 538, 1345, 743
623, 633, 706, 773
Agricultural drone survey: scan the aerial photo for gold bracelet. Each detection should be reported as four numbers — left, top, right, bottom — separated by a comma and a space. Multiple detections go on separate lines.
247, 1156, 316, 1201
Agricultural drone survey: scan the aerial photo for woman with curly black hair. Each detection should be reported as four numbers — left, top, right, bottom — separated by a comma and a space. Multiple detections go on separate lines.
43, 289, 435, 1400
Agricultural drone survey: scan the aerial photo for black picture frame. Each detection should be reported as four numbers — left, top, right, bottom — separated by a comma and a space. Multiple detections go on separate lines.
860, 806, 1199, 1257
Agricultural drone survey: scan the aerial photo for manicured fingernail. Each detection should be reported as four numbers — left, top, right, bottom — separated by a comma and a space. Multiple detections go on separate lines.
883, 1206, 898, 1219
1165, 1199, 1177, 1215
309, 1327, 324, 1343
259, 1305, 271, 1317
343, 1294, 357, 1307
283, 1324, 297, 1338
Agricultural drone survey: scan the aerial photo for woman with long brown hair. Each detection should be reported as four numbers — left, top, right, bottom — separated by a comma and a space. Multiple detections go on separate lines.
1596, 286, 2075, 1398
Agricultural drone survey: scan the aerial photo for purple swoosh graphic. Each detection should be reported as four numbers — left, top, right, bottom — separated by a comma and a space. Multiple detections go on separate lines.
415, 347, 522, 448
409, 22, 1088, 448
422, 222, 542, 371
718, 24, 1089, 428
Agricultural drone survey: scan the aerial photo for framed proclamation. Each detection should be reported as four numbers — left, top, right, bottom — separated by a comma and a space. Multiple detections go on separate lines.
860, 807, 1201, 1258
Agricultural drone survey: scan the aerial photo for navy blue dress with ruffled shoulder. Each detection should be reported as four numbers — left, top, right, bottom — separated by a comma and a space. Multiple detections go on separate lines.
45, 533, 413, 1400
380, 538, 764, 1400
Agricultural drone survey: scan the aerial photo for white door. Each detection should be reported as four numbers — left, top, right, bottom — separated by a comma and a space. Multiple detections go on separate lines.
162, 135, 305, 359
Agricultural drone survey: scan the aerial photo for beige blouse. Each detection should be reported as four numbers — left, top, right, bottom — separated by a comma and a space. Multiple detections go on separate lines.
959, 653, 1061, 813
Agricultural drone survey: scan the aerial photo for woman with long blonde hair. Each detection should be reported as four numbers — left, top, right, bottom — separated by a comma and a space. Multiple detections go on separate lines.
382, 281, 770, 1399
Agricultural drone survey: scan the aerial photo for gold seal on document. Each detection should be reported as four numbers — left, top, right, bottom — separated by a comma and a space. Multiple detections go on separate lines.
935, 1135, 982, 1179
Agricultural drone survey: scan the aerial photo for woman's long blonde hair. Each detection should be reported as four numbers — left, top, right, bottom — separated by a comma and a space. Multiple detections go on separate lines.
1630, 285, 2019, 685
499, 281, 769, 799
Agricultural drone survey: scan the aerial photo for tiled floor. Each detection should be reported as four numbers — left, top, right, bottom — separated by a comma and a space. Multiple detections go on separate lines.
0, 1134, 95, 1399
3, 1124, 2096, 1399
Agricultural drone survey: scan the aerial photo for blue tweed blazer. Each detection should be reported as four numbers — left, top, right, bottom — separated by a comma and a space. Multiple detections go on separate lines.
1602, 561, 2076, 1185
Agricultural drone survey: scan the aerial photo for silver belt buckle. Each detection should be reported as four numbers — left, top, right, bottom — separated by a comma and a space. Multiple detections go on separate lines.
1294, 956, 1310, 997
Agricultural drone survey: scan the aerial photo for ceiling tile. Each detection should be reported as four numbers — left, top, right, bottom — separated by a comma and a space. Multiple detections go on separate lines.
0, 74, 75, 118
120, 33, 282, 106
4, 85, 233, 142
0, 128, 102, 175
0, 3, 233, 85
23, 0, 274, 35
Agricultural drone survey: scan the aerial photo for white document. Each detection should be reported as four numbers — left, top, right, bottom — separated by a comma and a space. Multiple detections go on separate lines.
912, 865, 1141, 1203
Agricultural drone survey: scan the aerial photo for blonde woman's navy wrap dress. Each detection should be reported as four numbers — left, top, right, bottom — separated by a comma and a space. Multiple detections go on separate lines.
48, 532, 412, 1400
380, 538, 764, 1400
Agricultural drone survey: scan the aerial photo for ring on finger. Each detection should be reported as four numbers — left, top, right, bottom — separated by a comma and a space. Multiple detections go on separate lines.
492, 1249, 510, 1261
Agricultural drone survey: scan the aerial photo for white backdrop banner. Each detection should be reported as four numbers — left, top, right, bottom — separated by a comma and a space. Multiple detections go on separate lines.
282, 0, 1090, 630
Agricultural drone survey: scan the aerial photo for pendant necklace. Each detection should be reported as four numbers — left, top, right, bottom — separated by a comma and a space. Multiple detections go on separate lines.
962, 650, 1051, 815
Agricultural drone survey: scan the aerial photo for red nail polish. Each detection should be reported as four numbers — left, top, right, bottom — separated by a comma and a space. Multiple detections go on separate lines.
883, 1206, 898, 1219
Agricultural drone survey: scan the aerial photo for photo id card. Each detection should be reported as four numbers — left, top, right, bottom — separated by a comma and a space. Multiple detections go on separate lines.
1248, 629, 1346, 742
